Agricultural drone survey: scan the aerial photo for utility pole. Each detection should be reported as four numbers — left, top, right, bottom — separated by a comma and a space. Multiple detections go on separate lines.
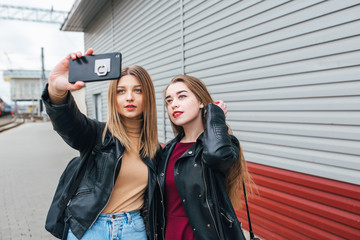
38, 47, 46, 117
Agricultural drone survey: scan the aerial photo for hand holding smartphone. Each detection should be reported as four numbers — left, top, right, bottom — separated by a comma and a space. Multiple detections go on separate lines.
68, 52, 122, 83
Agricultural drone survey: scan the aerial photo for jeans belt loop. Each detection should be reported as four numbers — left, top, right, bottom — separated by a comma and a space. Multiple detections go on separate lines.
126, 212, 132, 224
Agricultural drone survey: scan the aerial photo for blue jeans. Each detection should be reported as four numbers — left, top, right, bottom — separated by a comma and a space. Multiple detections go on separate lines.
67, 210, 147, 240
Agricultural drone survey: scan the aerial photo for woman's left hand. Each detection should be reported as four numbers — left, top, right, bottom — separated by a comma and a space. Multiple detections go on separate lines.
215, 100, 227, 117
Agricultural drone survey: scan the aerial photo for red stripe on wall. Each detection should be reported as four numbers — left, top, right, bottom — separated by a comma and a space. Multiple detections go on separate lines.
248, 163, 360, 200
237, 162, 360, 240
254, 174, 359, 213
249, 194, 358, 239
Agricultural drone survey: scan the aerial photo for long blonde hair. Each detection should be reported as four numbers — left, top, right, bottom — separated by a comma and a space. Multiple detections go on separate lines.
103, 65, 159, 158
164, 75, 254, 209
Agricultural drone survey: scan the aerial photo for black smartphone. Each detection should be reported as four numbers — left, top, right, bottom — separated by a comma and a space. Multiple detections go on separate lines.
68, 52, 122, 83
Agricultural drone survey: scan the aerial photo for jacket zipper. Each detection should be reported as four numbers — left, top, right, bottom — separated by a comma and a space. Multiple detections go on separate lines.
152, 199, 156, 240
88, 153, 123, 229
150, 172, 157, 240
220, 212, 233, 228
201, 161, 221, 239
157, 177, 166, 239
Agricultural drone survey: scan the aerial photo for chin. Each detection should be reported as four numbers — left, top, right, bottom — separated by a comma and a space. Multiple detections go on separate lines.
172, 119, 186, 127
123, 113, 140, 119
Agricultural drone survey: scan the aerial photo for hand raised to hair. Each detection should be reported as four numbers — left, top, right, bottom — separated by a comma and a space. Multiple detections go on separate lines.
215, 100, 227, 117
48, 48, 93, 99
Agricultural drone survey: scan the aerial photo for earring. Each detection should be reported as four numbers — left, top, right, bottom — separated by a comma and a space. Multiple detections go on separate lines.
200, 104, 204, 108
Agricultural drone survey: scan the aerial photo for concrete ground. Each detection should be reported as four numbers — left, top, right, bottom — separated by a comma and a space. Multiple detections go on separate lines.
0, 121, 77, 239
0, 120, 259, 240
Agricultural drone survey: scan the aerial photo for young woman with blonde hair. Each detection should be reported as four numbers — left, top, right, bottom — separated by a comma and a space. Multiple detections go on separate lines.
42, 49, 160, 240
157, 75, 253, 240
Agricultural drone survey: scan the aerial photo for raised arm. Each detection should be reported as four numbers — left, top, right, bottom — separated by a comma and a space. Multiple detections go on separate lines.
42, 48, 101, 152
202, 103, 240, 174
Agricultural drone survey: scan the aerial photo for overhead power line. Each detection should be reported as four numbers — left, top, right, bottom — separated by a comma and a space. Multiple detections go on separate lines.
0, 4, 68, 24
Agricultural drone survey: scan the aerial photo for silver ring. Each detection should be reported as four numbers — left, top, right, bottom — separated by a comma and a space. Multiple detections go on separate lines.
96, 64, 108, 76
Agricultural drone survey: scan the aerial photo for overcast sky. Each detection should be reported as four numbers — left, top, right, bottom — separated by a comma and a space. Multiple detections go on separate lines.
0, 0, 84, 103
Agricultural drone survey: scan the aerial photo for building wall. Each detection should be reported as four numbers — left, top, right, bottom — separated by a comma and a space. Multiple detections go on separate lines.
82, 1, 360, 239
84, 0, 182, 134
237, 162, 360, 239
71, 88, 87, 115
10, 79, 40, 101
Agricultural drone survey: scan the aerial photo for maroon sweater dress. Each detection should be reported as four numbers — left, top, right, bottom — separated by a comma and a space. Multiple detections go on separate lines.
165, 142, 196, 240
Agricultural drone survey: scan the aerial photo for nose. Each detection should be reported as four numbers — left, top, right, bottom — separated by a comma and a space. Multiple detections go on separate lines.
171, 98, 179, 109
126, 91, 134, 101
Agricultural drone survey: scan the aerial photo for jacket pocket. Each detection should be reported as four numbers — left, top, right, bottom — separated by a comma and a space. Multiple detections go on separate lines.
68, 188, 94, 210
74, 188, 92, 197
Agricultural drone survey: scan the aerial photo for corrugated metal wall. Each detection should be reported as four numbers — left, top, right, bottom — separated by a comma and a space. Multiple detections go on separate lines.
83, 0, 360, 187
179, 0, 360, 185
84, 0, 182, 141
237, 162, 360, 239
80, 1, 360, 238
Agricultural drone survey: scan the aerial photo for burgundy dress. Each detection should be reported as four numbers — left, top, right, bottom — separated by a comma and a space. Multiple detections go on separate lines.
165, 142, 196, 240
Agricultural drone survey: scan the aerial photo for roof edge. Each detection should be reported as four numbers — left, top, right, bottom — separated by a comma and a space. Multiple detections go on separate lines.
60, 0, 108, 32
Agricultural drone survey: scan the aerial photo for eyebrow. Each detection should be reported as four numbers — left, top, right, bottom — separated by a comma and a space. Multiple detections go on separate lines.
165, 90, 188, 99
117, 85, 142, 88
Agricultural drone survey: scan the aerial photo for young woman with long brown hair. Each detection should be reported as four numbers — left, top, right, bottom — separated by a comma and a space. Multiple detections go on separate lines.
42, 49, 160, 240
157, 75, 253, 240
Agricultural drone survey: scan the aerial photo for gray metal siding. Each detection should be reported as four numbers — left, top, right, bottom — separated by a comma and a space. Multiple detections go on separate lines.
84, 0, 181, 142
183, 0, 360, 185
83, 0, 112, 120
82, 0, 360, 184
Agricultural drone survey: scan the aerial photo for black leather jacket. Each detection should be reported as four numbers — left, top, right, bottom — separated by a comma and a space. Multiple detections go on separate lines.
157, 103, 246, 240
42, 86, 160, 240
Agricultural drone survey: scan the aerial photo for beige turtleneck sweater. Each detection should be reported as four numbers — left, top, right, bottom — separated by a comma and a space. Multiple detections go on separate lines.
102, 116, 148, 214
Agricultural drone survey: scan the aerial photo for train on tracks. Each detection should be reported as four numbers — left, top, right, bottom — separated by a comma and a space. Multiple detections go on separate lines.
0, 98, 13, 117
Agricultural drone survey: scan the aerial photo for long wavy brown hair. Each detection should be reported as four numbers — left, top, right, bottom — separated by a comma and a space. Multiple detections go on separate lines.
164, 75, 254, 209
103, 65, 159, 158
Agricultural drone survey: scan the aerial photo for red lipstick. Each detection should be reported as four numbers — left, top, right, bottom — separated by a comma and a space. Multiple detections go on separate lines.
173, 111, 183, 118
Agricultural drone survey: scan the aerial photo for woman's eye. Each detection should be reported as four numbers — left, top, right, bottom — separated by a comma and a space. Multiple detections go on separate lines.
134, 89, 142, 93
179, 95, 186, 99
117, 89, 125, 94
166, 99, 172, 104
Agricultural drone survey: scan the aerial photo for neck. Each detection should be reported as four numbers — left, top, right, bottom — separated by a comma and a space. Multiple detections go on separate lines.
120, 115, 142, 137
181, 118, 204, 143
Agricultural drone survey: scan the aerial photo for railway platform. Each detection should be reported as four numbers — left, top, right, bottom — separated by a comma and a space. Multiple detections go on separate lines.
0, 120, 255, 240
0, 121, 77, 239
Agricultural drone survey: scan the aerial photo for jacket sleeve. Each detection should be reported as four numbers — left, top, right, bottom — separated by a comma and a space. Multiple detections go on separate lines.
202, 103, 240, 174
41, 84, 98, 152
